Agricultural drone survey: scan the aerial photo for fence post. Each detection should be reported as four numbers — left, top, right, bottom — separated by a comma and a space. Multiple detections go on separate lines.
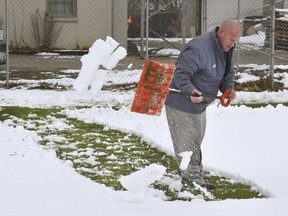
236, 0, 241, 72
201, 0, 207, 34
145, 0, 149, 59
181, 0, 187, 48
140, 0, 145, 58
111, 0, 114, 38
270, 0, 275, 89
5, 0, 9, 88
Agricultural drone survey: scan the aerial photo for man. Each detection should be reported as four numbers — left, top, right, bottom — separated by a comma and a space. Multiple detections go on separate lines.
165, 20, 242, 190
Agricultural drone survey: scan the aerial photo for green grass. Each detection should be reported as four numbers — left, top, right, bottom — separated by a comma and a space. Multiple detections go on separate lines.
235, 102, 288, 108
0, 106, 266, 201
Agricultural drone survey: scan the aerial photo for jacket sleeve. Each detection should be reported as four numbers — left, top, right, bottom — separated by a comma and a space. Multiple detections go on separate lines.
220, 48, 235, 92
220, 61, 235, 92
171, 47, 202, 93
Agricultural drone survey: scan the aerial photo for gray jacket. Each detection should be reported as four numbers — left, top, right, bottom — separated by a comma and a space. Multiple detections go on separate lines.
165, 27, 235, 113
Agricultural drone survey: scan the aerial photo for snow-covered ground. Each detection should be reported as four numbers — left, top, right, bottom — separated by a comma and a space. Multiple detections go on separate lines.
1, 33, 288, 215
1, 87, 288, 216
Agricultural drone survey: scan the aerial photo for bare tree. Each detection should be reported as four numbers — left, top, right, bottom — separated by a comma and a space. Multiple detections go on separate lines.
31, 9, 62, 50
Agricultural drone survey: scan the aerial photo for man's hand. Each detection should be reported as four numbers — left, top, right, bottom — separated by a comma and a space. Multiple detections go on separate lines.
227, 89, 236, 100
190, 89, 203, 103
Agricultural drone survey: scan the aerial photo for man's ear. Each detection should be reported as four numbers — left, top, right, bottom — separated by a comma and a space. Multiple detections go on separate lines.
218, 28, 224, 37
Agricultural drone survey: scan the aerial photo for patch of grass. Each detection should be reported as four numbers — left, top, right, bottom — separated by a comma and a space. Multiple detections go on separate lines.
233, 103, 288, 108
152, 171, 265, 201
208, 175, 264, 200
0, 106, 266, 201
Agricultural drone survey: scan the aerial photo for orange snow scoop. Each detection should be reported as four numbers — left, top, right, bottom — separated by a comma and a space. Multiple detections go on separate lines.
130, 59, 232, 116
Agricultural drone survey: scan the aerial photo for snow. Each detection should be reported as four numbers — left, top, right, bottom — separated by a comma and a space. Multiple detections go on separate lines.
1, 36, 288, 216
1, 93, 288, 216
151, 31, 267, 55
73, 36, 127, 92
179, 151, 193, 170
120, 164, 166, 193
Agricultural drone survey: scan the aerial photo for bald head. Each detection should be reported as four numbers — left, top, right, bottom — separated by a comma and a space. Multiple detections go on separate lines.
217, 20, 242, 52
220, 20, 242, 35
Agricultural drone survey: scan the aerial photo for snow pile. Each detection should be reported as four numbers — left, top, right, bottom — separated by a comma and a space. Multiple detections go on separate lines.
120, 164, 166, 193
73, 36, 127, 92
179, 151, 193, 170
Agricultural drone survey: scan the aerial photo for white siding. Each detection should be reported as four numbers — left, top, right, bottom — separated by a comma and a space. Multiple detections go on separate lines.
0, 0, 127, 49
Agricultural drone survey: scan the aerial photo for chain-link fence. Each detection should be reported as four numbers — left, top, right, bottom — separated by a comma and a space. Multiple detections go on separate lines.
0, 0, 129, 90
130, 0, 288, 91
0, 0, 288, 92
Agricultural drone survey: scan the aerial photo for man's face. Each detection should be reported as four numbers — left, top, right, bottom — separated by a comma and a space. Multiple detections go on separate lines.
218, 30, 240, 52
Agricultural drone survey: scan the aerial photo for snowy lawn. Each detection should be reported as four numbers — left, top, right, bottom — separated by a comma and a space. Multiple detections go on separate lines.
0, 106, 265, 201
1, 87, 288, 216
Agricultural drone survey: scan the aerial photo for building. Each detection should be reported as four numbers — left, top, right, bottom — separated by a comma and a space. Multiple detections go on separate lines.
0, 0, 127, 50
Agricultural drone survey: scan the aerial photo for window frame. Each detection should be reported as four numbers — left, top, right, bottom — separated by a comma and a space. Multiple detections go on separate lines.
47, 0, 77, 19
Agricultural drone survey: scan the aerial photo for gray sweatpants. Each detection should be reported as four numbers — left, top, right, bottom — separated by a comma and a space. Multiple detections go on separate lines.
165, 105, 206, 182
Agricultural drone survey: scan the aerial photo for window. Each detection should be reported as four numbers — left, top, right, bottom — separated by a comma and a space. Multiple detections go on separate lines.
47, 0, 77, 18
